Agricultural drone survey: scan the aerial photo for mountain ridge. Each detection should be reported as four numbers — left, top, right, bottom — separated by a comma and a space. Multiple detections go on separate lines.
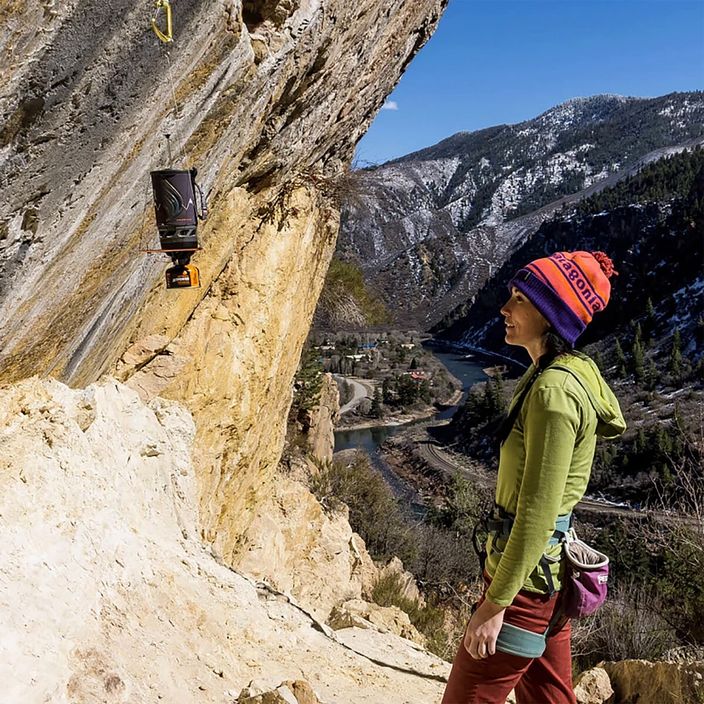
328, 91, 704, 329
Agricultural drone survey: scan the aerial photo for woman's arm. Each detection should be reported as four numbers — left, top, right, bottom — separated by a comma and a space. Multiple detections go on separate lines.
486, 383, 581, 607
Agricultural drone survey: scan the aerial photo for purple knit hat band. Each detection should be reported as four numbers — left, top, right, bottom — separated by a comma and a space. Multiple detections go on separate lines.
508, 269, 586, 347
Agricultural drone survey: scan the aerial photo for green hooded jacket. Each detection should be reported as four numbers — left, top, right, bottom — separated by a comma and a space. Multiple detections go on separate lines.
485, 351, 626, 608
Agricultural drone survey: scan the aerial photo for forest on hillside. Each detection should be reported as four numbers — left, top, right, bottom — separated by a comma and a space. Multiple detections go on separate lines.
434, 146, 704, 355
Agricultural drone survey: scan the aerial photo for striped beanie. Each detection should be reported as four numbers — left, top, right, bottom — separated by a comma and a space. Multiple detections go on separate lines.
507, 251, 618, 347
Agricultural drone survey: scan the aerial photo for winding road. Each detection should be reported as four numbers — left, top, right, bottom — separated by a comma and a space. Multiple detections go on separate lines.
334, 375, 374, 415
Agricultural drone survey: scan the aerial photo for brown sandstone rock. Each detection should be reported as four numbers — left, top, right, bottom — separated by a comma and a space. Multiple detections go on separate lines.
602, 658, 704, 704
283, 680, 322, 704
237, 679, 321, 704
328, 599, 427, 646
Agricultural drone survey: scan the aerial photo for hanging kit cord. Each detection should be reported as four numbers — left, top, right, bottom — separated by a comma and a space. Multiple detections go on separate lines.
161, 46, 188, 167
165, 51, 188, 169
150, 0, 187, 168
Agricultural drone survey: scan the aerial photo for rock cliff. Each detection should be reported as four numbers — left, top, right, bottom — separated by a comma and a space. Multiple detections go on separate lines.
0, 378, 449, 702
0, 1, 450, 699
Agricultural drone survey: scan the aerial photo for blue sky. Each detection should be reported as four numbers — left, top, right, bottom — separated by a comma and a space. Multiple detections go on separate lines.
355, 0, 704, 165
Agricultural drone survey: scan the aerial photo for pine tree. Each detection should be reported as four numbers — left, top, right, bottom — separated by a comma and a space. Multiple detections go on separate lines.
669, 329, 683, 381
632, 324, 645, 383
696, 355, 704, 383
293, 347, 324, 411
410, 357, 418, 370
615, 339, 627, 377
382, 377, 393, 405
371, 386, 384, 418
397, 375, 417, 406
644, 298, 657, 343
635, 427, 647, 455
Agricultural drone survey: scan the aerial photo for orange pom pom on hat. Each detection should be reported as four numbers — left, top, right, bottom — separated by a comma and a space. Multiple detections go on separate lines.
508, 251, 618, 347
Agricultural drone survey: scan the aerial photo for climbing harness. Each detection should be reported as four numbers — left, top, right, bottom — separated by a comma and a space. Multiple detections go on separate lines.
151, 0, 173, 43
477, 504, 573, 597
475, 513, 608, 658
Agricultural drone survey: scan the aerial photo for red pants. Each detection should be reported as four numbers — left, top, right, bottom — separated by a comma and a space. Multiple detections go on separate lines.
441, 583, 576, 704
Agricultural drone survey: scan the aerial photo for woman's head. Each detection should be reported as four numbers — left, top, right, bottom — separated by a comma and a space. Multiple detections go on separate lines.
501, 250, 617, 360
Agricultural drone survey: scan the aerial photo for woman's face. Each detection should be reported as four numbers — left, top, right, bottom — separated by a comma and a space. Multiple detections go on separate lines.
500, 287, 550, 348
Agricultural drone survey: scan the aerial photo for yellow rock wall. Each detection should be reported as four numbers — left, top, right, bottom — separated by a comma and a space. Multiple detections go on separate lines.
120, 184, 338, 557
0, 0, 447, 593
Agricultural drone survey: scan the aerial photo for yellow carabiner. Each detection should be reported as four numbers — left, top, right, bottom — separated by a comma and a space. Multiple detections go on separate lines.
151, 0, 173, 43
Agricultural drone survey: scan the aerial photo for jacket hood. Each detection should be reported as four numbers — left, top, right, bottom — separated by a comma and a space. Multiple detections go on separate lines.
549, 352, 627, 439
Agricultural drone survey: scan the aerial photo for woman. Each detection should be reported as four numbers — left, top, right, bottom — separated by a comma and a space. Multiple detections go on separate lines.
442, 250, 626, 704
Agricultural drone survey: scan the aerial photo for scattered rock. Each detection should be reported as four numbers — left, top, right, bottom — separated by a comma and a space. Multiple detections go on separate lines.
328, 604, 371, 631
282, 680, 321, 704
602, 658, 704, 704
328, 599, 426, 646
574, 666, 614, 704
237, 679, 320, 704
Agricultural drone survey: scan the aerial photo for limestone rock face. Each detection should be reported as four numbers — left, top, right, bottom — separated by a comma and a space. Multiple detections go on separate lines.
0, 0, 448, 385
0, 0, 447, 588
379, 557, 425, 605
0, 2, 452, 696
297, 372, 339, 465
226, 471, 372, 621
0, 378, 449, 703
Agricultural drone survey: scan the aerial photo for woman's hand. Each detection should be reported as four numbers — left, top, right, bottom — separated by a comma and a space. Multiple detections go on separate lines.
463, 598, 506, 659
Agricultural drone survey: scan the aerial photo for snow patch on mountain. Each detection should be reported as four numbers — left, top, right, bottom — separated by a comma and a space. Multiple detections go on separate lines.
333, 92, 704, 328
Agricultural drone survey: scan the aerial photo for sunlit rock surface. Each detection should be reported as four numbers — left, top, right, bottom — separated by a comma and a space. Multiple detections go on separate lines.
0, 0, 447, 596
0, 378, 449, 702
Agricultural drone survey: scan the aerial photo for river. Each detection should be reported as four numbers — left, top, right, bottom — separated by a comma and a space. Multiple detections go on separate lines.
334, 345, 525, 452
333, 344, 526, 512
